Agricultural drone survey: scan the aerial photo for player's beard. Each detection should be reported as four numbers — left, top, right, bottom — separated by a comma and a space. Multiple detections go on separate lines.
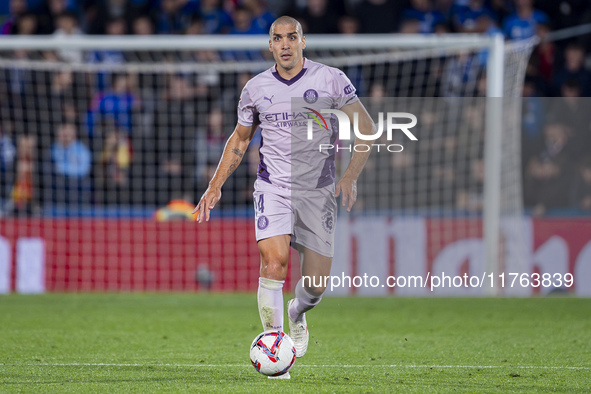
277, 52, 301, 72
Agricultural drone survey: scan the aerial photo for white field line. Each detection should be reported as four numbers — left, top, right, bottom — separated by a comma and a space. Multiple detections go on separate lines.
0, 363, 587, 370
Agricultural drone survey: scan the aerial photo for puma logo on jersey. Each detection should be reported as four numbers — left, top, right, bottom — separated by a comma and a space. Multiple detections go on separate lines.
264, 95, 274, 104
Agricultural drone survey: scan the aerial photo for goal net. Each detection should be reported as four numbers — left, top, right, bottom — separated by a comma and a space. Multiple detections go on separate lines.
0, 35, 536, 294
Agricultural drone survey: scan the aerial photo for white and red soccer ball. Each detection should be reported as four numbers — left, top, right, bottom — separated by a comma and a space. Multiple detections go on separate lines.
250, 331, 296, 376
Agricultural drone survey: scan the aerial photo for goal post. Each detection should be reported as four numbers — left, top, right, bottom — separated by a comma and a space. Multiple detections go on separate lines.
484, 33, 505, 294
0, 34, 536, 294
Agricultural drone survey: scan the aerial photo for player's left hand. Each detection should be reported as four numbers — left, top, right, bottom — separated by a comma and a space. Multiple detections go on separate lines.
334, 176, 357, 213
193, 186, 222, 223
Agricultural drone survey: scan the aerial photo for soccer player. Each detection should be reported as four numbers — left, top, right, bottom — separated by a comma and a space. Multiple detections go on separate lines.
194, 15, 375, 374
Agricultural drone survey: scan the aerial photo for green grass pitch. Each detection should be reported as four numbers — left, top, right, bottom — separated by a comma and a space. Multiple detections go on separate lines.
0, 294, 589, 392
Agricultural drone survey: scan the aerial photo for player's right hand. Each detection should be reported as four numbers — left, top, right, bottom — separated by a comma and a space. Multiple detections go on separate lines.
193, 186, 222, 223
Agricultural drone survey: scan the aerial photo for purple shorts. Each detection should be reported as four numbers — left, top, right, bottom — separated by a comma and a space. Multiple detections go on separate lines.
253, 179, 337, 258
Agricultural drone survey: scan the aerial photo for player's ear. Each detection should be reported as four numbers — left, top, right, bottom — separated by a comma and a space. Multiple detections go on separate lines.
301, 35, 306, 50
269, 39, 272, 52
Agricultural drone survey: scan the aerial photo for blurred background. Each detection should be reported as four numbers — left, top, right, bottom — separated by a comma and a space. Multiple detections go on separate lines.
0, 0, 590, 295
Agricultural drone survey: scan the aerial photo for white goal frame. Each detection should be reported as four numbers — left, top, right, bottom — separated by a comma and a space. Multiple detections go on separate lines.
0, 33, 508, 289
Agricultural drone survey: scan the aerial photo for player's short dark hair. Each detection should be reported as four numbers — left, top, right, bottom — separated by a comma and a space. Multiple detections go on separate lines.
269, 16, 303, 37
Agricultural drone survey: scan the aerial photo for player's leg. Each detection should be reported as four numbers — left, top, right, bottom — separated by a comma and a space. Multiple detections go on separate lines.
257, 234, 291, 332
287, 246, 332, 358
290, 246, 332, 320
287, 185, 337, 357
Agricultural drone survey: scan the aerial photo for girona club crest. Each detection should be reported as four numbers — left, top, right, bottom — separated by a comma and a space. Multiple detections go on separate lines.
257, 216, 269, 230
321, 212, 334, 233
303, 89, 318, 104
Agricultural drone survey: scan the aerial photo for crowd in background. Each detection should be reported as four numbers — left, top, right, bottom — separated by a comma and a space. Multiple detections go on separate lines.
1, 0, 591, 216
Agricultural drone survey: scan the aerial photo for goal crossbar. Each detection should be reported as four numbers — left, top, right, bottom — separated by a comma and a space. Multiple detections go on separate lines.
0, 34, 499, 51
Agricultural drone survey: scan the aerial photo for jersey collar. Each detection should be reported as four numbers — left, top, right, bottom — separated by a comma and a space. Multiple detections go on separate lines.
272, 58, 307, 86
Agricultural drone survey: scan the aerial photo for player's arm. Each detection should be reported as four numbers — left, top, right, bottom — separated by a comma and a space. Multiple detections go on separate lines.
334, 100, 376, 212
193, 122, 259, 223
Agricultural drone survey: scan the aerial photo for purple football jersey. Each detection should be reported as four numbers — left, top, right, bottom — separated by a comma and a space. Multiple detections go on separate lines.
237, 58, 358, 190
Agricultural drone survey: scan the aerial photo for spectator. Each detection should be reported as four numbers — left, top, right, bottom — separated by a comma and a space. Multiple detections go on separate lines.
1, 0, 29, 35
87, 18, 126, 65
222, 6, 265, 60
435, 0, 455, 19
451, 0, 497, 33
440, 53, 483, 96
545, 78, 586, 140
502, 0, 549, 41
36, 0, 70, 34
86, 18, 127, 91
561, 77, 582, 99
525, 120, 574, 216
453, 102, 486, 212
53, 12, 83, 62
130, 15, 162, 62
152, 74, 197, 205
196, 107, 252, 207
229, 5, 265, 34
533, 23, 555, 84
196, 107, 225, 186
11, 135, 36, 214
132, 15, 154, 35
366, 83, 387, 115
401, 0, 448, 34
14, 13, 38, 35
573, 157, 591, 212
338, 15, 360, 35
204, 107, 226, 163
553, 42, 591, 97
96, 128, 133, 204
87, 73, 140, 138
84, 0, 134, 35
488, 0, 514, 25
456, 159, 484, 212
355, 0, 404, 34
297, 0, 340, 34
220, 71, 252, 113
0, 127, 16, 206
521, 76, 545, 167
524, 55, 552, 95
185, 16, 221, 62
51, 122, 92, 205
156, 0, 199, 34
51, 70, 75, 96
47, 71, 84, 128
554, 79, 591, 161
197, 0, 232, 34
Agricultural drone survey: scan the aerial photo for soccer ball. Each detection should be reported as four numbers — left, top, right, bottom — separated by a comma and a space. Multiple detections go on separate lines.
249, 331, 296, 377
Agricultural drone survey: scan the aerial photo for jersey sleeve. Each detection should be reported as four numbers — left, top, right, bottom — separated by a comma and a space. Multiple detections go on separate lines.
331, 68, 359, 109
237, 83, 258, 127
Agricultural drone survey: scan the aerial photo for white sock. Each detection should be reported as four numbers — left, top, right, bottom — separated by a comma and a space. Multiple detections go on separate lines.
288, 278, 322, 322
257, 277, 285, 332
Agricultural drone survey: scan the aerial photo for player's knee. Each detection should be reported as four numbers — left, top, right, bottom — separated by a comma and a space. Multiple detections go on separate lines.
260, 252, 288, 280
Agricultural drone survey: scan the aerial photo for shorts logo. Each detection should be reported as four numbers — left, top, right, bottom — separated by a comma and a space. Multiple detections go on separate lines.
303, 89, 318, 104
257, 215, 269, 230
321, 212, 334, 233
344, 84, 354, 95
